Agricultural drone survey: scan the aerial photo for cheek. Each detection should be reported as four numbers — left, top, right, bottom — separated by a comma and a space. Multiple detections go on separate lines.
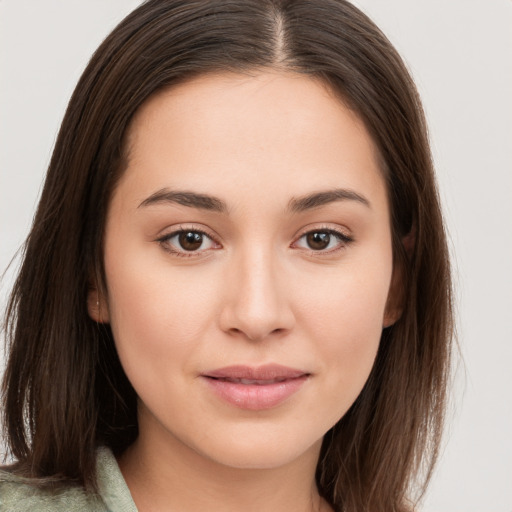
297, 256, 392, 396
102, 244, 221, 386
301, 258, 391, 337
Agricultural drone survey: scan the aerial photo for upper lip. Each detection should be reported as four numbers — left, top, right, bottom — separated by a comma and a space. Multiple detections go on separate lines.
203, 364, 309, 381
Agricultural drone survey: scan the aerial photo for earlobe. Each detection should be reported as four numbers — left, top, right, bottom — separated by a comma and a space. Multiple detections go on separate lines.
383, 266, 403, 328
87, 285, 110, 323
383, 304, 402, 328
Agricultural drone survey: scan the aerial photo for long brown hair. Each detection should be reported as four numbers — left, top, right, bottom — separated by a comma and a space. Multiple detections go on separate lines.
2, 1, 453, 510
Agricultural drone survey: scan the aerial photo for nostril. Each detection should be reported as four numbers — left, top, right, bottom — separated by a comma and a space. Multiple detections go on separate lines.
225, 325, 288, 342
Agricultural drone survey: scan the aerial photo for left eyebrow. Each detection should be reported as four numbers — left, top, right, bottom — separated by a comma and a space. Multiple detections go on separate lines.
138, 189, 227, 213
288, 188, 371, 213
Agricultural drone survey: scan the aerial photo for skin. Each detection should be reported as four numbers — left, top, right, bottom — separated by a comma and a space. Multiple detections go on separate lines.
89, 70, 400, 512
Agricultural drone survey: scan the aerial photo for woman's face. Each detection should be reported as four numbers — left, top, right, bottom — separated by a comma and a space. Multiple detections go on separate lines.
91, 71, 399, 469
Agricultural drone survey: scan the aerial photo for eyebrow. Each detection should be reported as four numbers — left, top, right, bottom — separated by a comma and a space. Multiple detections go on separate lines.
288, 188, 371, 212
138, 187, 370, 214
138, 189, 227, 213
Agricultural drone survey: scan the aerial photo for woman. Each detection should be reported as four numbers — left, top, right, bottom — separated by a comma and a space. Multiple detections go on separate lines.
1, 1, 453, 511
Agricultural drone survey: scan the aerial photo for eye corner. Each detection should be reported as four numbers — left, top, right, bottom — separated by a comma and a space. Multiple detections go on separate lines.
291, 226, 354, 254
156, 225, 222, 258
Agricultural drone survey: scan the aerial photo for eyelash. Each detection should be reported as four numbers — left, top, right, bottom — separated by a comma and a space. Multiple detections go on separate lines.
156, 226, 354, 258
293, 227, 354, 254
156, 226, 220, 258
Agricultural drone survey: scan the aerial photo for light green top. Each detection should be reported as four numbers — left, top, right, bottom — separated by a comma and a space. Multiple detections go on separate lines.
0, 447, 138, 512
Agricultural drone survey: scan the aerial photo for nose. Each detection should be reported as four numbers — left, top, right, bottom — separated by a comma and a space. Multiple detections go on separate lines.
218, 249, 295, 342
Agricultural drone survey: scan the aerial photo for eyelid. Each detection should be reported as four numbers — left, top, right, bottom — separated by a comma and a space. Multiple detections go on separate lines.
156, 224, 222, 257
291, 224, 354, 253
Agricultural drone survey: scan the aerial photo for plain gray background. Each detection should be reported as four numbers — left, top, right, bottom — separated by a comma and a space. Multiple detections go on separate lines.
1, 1, 511, 510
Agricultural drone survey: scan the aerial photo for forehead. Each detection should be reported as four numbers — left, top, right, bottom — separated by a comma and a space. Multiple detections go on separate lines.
119, 70, 387, 213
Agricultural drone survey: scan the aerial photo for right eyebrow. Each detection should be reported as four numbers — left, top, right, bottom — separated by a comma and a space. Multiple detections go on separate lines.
138, 189, 227, 213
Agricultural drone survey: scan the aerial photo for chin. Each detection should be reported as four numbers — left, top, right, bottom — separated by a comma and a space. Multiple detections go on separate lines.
192, 428, 324, 471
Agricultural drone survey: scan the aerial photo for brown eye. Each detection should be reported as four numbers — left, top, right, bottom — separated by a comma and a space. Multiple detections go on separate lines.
158, 228, 219, 257
306, 232, 331, 250
178, 231, 204, 251
293, 228, 353, 253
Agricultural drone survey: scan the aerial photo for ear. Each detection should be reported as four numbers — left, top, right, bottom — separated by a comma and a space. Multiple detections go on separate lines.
383, 263, 403, 328
87, 281, 110, 323
383, 229, 415, 328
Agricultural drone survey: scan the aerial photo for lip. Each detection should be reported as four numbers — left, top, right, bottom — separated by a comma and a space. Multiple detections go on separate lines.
201, 364, 310, 410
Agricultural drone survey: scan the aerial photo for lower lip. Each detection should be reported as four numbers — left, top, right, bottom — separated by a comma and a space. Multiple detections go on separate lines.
202, 376, 309, 410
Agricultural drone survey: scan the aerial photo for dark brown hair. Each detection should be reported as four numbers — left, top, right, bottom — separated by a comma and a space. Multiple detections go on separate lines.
2, 1, 453, 511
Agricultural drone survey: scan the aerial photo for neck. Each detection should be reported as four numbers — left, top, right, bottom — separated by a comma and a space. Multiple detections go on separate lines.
119, 428, 330, 512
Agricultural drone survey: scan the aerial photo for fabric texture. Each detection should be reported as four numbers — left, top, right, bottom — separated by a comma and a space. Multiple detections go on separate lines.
0, 447, 138, 512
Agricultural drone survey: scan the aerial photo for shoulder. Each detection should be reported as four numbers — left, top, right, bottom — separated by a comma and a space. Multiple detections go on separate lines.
0, 447, 134, 512
0, 472, 107, 512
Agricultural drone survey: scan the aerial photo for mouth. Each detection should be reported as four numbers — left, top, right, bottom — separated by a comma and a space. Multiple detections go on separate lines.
201, 364, 310, 410
211, 377, 292, 385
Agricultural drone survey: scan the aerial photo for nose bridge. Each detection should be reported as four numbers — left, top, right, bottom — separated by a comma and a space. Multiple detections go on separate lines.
220, 243, 294, 341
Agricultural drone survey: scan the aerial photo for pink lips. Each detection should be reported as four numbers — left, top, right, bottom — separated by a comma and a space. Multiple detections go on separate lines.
201, 364, 309, 410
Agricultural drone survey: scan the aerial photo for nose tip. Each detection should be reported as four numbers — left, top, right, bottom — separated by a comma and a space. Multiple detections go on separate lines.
219, 259, 295, 342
